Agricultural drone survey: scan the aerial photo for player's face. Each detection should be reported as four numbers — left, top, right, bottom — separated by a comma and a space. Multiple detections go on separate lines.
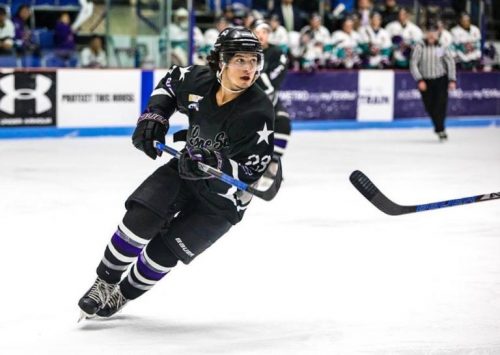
370, 14, 381, 28
398, 10, 408, 24
223, 53, 259, 90
254, 28, 270, 47
460, 16, 470, 28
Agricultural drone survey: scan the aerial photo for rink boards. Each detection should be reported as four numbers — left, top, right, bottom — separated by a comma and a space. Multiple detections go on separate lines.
0, 68, 499, 139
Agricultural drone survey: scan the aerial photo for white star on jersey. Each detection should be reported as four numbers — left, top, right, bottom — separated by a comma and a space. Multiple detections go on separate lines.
166, 65, 177, 76
178, 66, 191, 81
256, 122, 273, 144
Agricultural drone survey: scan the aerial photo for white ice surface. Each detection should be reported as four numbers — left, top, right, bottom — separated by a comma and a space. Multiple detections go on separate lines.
1, 126, 500, 354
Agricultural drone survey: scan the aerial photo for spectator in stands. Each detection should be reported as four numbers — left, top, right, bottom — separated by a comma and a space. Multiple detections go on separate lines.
13, 5, 38, 56
385, 7, 422, 68
451, 12, 481, 70
268, 14, 289, 50
410, 24, 456, 142
378, 0, 399, 27
358, 11, 391, 68
299, 12, 331, 70
355, 0, 374, 28
329, 16, 362, 69
80, 35, 107, 68
0, 7, 15, 56
54, 12, 76, 53
274, 0, 305, 32
52, 12, 78, 66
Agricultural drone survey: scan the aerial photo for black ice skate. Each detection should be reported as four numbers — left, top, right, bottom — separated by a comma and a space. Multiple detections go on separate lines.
437, 131, 448, 142
78, 277, 116, 321
96, 287, 128, 318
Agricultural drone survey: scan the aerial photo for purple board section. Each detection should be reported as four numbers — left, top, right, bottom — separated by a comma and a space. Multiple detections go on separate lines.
394, 71, 500, 119
279, 71, 358, 120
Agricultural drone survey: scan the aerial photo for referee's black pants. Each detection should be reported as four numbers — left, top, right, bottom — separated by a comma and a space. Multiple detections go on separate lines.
420, 75, 449, 133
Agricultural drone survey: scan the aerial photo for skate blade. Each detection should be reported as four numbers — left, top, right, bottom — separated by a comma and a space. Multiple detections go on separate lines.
78, 310, 95, 323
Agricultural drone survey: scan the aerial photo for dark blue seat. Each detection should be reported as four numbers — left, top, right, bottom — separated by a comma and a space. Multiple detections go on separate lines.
33, 0, 57, 6
43, 51, 78, 67
10, 0, 28, 16
21, 54, 41, 67
33, 28, 54, 50
58, 0, 80, 6
0, 54, 18, 67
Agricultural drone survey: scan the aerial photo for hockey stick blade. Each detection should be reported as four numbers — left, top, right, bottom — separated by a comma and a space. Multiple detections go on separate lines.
154, 141, 282, 201
349, 170, 500, 216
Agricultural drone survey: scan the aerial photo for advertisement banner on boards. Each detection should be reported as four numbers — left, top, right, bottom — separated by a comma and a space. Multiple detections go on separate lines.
279, 71, 358, 120
57, 69, 141, 127
357, 70, 394, 121
394, 72, 500, 118
0, 71, 57, 127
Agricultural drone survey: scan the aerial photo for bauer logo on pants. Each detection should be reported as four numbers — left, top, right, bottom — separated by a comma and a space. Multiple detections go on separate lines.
0, 72, 57, 127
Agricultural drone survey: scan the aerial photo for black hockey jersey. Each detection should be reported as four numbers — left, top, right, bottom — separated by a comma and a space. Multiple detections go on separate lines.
255, 44, 288, 106
145, 65, 275, 223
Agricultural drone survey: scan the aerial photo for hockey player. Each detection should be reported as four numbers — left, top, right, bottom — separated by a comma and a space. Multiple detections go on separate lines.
451, 12, 481, 70
330, 16, 363, 69
358, 12, 392, 69
251, 19, 291, 179
385, 7, 423, 68
78, 27, 275, 319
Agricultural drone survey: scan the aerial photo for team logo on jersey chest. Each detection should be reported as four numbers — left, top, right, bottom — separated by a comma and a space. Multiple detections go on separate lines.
187, 94, 203, 111
188, 125, 229, 149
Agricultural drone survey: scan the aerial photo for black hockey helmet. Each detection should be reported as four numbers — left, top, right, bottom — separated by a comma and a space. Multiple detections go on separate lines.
250, 19, 271, 32
208, 26, 264, 73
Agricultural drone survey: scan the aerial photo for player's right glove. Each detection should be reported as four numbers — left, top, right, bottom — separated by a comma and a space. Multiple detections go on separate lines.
178, 147, 223, 180
132, 113, 169, 160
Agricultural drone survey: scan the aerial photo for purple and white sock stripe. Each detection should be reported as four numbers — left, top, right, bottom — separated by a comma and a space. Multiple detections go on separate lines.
101, 222, 149, 271
273, 133, 289, 156
127, 250, 171, 291
118, 222, 150, 246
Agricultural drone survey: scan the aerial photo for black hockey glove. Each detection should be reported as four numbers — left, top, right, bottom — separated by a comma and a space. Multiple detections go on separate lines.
178, 147, 223, 180
132, 113, 169, 160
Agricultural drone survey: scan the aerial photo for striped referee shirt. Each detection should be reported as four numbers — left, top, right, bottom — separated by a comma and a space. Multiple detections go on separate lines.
410, 41, 456, 82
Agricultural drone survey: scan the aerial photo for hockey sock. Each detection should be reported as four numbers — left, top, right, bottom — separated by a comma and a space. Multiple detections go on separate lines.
96, 221, 149, 283
273, 112, 291, 158
119, 236, 178, 300
96, 204, 165, 283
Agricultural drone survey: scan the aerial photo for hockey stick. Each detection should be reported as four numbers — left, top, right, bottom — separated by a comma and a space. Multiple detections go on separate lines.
154, 141, 282, 201
350, 170, 500, 216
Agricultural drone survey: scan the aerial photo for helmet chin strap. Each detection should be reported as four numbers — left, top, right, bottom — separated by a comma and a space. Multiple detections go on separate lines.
216, 63, 260, 94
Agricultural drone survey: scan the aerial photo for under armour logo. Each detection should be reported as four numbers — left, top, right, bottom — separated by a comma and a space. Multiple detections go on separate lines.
0, 74, 52, 114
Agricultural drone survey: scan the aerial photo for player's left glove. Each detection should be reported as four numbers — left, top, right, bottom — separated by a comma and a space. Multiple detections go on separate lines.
178, 147, 223, 180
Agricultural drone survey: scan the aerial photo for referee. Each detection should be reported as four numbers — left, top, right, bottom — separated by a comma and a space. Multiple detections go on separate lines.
410, 24, 457, 141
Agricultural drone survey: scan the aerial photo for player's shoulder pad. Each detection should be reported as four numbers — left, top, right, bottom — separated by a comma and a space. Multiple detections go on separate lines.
164, 65, 212, 85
